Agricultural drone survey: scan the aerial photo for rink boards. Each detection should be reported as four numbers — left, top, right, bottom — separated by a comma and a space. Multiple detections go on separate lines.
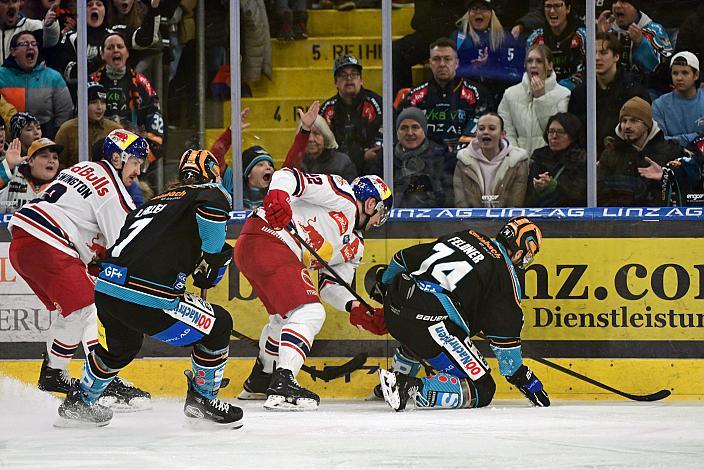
1, 212, 703, 400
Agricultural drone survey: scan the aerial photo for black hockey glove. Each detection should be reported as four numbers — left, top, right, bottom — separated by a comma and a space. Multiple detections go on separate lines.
368, 267, 388, 304
192, 243, 233, 289
507, 365, 550, 407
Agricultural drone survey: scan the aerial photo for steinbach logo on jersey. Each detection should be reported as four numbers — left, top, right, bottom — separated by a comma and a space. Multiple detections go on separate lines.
328, 210, 349, 235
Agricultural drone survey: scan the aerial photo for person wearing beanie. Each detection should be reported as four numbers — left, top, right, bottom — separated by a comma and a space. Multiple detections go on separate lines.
242, 145, 275, 210
10, 112, 42, 156
393, 107, 454, 208
320, 54, 383, 176
597, 0, 672, 93
652, 51, 704, 147
598, 96, 683, 206
54, 81, 121, 168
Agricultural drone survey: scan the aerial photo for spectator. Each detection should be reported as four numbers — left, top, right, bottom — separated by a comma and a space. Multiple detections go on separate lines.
676, 2, 704, 67
0, 92, 17, 129
241, 145, 275, 210
10, 112, 42, 155
0, 0, 60, 63
527, 0, 586, 91
392, 0, 466, 95
598, 96, 682, 206
0, 31, 73, 138
0, 137, 61, 212
597, 0, 672, 93
394, 107, 453, 208
54, 82, 120, 168
568, 31, 650, 156
452, 0, 524, 104
274, 0, 308, 41
298, 116, 357, 183
526, 112, 586, 206
91, 32, 164, 162
108, 0, 163, 75
320, 55, 382, 176
505, 0, 546, 39
652, 52, 704, 147
498, 43, 570, 157
454, 112, 529, 207
24, 0, 77, 33
399, 37, 491, 154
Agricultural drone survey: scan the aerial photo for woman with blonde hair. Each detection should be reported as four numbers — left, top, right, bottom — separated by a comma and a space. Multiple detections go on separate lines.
452, 0, 523, 103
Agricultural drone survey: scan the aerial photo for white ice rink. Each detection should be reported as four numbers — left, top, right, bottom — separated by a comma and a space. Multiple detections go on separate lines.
1, 376, 702, 469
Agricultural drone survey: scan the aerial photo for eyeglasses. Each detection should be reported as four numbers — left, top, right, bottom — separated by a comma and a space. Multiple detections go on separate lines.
547, 128, 567, 136
337, 71, 360, 80
14, 41, 38, 48
544, 2, 565, 10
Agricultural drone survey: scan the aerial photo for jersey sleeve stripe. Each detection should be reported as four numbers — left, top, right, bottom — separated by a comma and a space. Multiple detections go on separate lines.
283, 167, 305, 197
97, 161, 134, 213
14, 207, 73, 249
326, 175, 356, 206
196, 206, 229, 221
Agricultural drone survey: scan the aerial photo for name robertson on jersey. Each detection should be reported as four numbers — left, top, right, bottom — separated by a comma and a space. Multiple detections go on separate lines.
57, 172, 93, 199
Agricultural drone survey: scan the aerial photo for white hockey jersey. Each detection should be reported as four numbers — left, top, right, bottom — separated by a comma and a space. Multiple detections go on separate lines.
8, 160, 135, 265
255, 168, 363, 311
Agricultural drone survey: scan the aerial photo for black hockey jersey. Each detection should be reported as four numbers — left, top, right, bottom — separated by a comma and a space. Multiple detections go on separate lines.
95, 182, 232, 310
383, 228, 524, 340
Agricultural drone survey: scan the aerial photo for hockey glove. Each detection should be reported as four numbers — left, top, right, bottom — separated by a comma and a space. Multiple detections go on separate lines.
349, 303, 388, 336
507, 365, 550, 407
263, 189, 292, 230
368, 267, 388, 304
192, 243, 233, 289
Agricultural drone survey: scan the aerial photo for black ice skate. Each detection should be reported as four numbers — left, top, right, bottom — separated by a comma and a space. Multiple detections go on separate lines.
264, 368, 320, 411
378, 369, 423, 411
38, 353, 78, 394
183, 370, 244, 428
99, 376, 152, 412
365, 383, 384, 401
238, 358, 271, 400
55, 384, 113, 428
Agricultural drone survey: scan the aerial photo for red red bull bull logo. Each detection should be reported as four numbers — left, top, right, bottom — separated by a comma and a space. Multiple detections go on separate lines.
299, 218, 325, 251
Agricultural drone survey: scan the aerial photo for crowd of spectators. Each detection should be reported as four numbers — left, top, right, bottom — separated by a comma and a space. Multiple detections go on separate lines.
1, 0, 704, 214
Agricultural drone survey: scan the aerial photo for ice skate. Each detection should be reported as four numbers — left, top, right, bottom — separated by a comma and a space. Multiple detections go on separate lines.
264, 368, 319, 411
378, 369, 423, 412
37, 353, 78, 394
183, 370, 243, 428
364, 383, 384, 401
237, 358, 271, 400
99, 376, 152, 412
55, 384, 113, 428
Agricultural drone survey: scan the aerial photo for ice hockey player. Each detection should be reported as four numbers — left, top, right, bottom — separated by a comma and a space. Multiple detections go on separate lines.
8, 129, 151, 410
234, 170, 392, 410
55, 148, 241, 428
374, 216, 551, 411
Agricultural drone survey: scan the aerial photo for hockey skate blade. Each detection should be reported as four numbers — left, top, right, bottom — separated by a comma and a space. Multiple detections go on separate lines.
364, 384, 384, 401
185, 416, 244, 430
378, 369, 402, 411
99, 396, 152, 413
237, 390, 267, 400
263, 395, 319, 411
54, 416, 111, 428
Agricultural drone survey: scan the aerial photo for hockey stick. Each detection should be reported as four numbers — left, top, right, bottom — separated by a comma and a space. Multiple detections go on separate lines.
199, 288, 368, 382
529, 356, 671, 402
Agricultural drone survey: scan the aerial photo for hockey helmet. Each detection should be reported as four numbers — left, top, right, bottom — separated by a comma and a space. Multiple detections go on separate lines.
103, 129, 149, 170
178, 149, 221, 183
496, 216, 542, 269
351, 175, 394, 227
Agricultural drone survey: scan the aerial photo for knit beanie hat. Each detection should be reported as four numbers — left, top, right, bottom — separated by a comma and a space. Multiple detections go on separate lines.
10, 112, 39, 140
396, 107, 428, 133
87, 82, 107, 102
619, 96, 652, 130
242, 146, 274, 180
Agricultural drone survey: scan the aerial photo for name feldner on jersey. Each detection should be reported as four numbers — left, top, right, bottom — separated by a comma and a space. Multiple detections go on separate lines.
8, 161, 135, 265
255, 168, 363, 311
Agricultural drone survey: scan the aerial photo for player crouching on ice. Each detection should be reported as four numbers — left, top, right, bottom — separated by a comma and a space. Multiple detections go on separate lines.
8, 130, 151, 411
234, 170, 392, 411
57, 149, 242, 428
374, 216, 550, 411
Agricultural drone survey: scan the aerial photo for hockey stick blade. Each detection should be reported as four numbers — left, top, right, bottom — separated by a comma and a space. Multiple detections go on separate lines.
531, 357, 671, 402
301, 353, 369, 382
230, 328, 368, 382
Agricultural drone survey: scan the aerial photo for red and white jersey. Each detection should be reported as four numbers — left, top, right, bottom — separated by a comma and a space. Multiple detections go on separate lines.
255, 168, 363, 311
8, 161, 135, 265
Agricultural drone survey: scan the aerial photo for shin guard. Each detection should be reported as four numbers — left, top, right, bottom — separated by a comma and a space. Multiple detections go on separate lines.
191, 343, 228, 400
80, 352, 119, 405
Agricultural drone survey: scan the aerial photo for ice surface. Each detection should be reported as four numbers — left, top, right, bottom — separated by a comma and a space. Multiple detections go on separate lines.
1, 376, 702, 469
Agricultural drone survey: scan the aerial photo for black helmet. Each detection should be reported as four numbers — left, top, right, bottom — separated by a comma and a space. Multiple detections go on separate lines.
496, 216, 542, 269
178, 149, 221, 183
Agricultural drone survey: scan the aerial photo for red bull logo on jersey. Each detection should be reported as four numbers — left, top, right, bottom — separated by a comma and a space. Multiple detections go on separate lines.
300, 218, 325, 251
69, 165, 111, 196
328, 211, 349, 235
340, 237, 360, 262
